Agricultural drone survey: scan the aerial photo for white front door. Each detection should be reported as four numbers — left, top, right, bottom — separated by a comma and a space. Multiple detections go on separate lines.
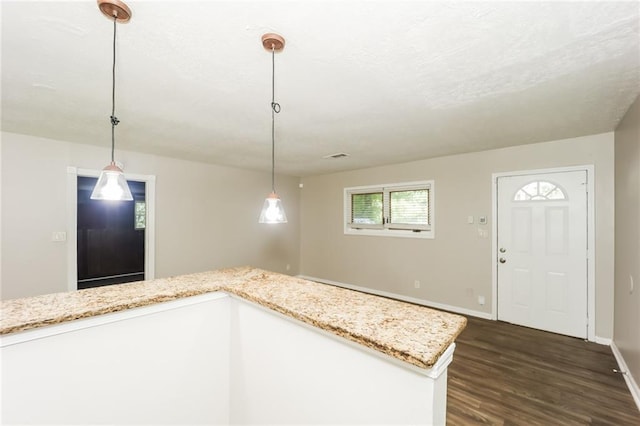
497, 170, 588, 338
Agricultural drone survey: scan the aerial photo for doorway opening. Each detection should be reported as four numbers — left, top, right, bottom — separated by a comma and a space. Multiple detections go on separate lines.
76, 176, 145, 289
66, 167, 156, 292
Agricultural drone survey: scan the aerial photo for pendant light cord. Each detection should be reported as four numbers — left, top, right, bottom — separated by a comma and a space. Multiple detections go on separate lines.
110, 16, 120, 164
270, 45, 280, 192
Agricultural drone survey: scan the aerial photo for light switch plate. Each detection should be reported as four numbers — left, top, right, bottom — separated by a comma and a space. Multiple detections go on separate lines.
467, 215, 474, 224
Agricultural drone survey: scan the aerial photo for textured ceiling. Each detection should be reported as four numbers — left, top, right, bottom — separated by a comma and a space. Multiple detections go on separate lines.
2, 1, 639, 176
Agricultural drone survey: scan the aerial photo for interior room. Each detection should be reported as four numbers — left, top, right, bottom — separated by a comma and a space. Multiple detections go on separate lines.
1, 1, 639, 424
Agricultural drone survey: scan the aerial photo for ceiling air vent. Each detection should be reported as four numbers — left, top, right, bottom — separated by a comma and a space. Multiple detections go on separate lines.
323, 153, 350, 159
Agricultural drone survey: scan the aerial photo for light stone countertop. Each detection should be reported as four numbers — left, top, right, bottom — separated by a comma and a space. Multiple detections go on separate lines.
0, 266, 467, 369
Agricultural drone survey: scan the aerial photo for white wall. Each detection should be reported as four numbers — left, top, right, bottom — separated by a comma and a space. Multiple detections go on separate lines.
0, 131, 300, 299
1, 294, 231, 425
614, 95, 640, 397
229, 299, 449, 425
300, 133, 615, 339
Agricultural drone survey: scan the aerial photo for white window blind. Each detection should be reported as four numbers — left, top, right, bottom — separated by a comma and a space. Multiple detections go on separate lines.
351, 192, 384, 228
388, 188, 430, 230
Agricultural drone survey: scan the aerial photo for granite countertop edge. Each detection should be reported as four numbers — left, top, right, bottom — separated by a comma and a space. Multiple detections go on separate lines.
0, 266, 467, 369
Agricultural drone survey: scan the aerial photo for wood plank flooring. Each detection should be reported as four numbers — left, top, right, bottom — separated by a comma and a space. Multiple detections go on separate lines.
447, 317, 640, 425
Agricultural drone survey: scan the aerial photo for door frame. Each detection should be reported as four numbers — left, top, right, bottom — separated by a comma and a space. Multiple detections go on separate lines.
66, 166, 156, 292
491, 165, 595, 341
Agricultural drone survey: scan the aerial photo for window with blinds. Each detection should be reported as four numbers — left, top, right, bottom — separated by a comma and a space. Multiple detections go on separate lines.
389, 188, 430, 230
351, 192, 384, 228
345, 181, 434, 238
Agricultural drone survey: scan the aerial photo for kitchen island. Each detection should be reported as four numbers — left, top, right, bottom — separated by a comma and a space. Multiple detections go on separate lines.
0, 266, 466, 425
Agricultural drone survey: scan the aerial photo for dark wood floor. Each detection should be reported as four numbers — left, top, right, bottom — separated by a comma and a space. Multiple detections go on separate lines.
447, 317, 640, 425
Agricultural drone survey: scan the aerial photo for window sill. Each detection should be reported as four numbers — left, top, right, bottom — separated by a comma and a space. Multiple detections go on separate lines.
344, 228, 434, 239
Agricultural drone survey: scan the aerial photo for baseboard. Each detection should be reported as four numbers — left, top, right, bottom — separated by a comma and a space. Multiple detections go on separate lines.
297, 275, 493, 320
594, 336, 612, 346
611, 341, 640, 411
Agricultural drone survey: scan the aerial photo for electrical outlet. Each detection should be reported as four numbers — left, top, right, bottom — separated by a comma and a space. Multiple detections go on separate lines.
479, 216, 487, 225
478, 295, 485, 305
414, 280, 420, 289
51, 231, 66, 242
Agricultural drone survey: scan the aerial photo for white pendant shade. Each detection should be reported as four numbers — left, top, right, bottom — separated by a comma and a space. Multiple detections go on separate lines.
259, 192, 287, 224
90, 162, 133, 201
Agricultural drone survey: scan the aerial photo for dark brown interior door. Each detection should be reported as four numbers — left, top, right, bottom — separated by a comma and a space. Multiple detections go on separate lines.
77, 176, 145, 289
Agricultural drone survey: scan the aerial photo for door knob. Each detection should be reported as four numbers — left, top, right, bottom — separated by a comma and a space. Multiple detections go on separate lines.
499, 258, 507, 264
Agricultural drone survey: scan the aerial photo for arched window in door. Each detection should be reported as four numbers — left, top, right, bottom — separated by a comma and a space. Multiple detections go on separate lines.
514, 181, 567, 201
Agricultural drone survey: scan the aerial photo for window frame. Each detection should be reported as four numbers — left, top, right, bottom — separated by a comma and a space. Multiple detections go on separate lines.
344, 180, 435, 239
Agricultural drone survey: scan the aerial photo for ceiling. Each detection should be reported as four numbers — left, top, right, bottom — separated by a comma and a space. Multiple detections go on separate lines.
2, 1, 639, 177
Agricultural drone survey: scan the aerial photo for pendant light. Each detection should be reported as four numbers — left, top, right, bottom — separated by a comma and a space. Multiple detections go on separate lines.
259, 33, 287, 224
91, 0, 133, 201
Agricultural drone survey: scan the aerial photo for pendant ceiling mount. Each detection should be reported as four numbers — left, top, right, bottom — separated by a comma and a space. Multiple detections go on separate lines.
258, 32, 287, 224
261, 33, 285, 52
91, 0, 133, 201
97, 0, 131, 23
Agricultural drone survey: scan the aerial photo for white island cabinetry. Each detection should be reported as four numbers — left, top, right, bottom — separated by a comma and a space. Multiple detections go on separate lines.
1, 293, 231, 425
1, 292, 455, 425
